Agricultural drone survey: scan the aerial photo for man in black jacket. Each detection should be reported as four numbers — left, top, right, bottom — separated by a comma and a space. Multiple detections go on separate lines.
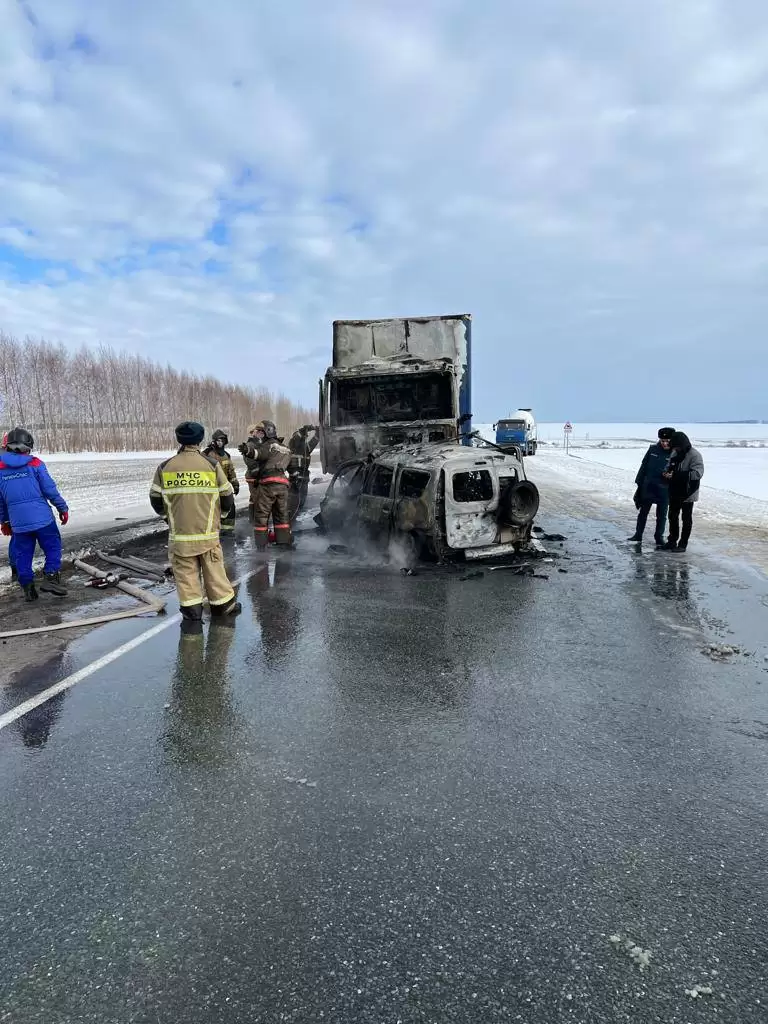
663, 432, 705, 552
628, 427, 676, 548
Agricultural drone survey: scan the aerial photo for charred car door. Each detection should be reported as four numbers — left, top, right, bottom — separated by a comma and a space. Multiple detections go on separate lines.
358, 463, 396, 538
443, 464, 499, 549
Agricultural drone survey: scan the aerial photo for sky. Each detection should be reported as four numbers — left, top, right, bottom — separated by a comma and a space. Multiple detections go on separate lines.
1, 0, 767, 422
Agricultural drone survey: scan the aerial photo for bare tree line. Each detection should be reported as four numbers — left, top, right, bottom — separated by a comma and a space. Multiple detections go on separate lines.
0, 331, 315, 452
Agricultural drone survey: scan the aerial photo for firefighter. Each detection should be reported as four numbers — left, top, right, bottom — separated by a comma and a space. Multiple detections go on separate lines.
203, 429, 240, 537
250, 420, 293, 549
239, 423, 265, 524
288, 424, 319, 516
149, 421, 241, 622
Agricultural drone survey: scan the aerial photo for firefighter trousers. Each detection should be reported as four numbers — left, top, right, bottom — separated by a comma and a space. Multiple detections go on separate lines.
170, 545, 235, 608
220, 502, 236, 535
252, 482, 292, 548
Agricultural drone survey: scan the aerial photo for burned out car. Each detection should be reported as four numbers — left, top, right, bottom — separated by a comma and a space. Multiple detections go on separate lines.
317, 440, 540, 562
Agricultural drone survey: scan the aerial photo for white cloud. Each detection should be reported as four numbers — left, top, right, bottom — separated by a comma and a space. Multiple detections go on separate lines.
1, 0, 767, 419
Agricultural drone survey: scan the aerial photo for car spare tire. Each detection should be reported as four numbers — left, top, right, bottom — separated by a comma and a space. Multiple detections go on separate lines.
498, 480, 540, 528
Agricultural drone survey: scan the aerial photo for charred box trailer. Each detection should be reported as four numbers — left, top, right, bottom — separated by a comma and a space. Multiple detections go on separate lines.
318, 314, 472, 474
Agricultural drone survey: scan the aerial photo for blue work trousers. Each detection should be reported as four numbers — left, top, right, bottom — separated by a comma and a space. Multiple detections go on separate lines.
12, 523, 62, 586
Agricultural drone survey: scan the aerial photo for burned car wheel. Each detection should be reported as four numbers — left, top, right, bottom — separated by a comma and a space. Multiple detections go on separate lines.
498, 480, 540, 528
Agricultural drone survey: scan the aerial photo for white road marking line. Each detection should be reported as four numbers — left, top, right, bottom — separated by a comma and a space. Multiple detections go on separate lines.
0, 565, 262, 733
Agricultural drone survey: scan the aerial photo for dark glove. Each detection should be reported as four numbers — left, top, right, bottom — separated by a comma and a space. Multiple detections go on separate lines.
238, 442, 248, 456
59, 510, 69, 525
1, 522, 11, 537
233, 482, 240, 495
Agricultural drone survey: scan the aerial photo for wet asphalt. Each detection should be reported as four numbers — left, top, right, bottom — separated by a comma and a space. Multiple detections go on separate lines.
0, 510, 767, 1023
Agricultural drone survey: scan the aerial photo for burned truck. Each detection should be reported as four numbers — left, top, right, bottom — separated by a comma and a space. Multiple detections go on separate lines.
318, 314, 472, 474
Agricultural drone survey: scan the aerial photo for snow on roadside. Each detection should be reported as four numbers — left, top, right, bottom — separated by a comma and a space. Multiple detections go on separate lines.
39, 450, 175, 463
527, 449, 768, 537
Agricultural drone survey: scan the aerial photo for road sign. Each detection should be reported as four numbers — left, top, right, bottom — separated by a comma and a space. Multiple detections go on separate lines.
564, 422, 573, 433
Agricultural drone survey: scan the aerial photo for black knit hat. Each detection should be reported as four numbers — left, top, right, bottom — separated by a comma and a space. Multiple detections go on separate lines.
670, 431, 691, 450
658, 427, 676, 440
175, 421, 205, 446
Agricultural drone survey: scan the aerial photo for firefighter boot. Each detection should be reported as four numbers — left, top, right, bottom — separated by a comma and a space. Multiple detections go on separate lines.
180, 603, 204, 621
40, 572, 68, 597
210, 598, 242, 618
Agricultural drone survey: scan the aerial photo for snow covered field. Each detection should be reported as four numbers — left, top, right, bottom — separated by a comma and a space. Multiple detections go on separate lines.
535, 422, 768, 447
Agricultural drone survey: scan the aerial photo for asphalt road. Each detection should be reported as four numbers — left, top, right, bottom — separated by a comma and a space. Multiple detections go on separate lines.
0, 507, 767, 1023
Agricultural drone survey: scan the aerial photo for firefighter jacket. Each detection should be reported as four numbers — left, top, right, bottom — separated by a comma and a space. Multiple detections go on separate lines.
150, 447, 235, 555
203, 444, 240, 494
255, 438, 292, 486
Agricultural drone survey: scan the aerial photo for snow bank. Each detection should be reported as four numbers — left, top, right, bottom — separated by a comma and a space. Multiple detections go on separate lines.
571, 447, 768, 503
39, 450, 175, 463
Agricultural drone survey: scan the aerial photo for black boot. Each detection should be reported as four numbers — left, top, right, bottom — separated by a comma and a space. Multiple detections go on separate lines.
21, 582, 39, 602
627, 534, 642, 542
10, 566, 18, 582
211, 599, 242, 618
180, 603, 204, 621
180, 618, 204, 636
39, 571, 68, 596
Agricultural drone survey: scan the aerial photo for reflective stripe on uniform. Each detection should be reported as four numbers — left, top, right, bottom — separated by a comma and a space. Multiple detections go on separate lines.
161, 487, 220, 495
260, 476, 289, 485
209, 591, 236, 606
170, 532, 220, 542
205, 494, 216, 537
150, 483, 163, 494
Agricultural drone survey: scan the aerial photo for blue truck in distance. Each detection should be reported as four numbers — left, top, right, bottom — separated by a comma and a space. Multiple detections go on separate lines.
494, 410, 538, 456
319, 314, 472, 474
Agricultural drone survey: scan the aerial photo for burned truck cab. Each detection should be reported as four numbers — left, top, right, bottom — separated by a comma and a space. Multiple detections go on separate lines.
319, 315, 472, 474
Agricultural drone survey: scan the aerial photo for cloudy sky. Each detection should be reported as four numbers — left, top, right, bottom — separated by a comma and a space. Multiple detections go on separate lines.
1, 0, 766, 421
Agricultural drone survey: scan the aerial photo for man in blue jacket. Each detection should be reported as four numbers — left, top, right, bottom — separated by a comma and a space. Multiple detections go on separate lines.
1, 430, 18, 582
628, 427, 676, 548
0, 428, 70, 602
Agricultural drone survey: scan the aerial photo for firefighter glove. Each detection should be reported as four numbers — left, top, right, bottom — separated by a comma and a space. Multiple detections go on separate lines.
233, 482, 240, 495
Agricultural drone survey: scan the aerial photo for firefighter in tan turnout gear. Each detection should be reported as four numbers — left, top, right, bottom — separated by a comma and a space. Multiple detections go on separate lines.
203, 429, 239, 536
239, 423, 264, 524
150, 421, 241, 622
249, 420, 293, 549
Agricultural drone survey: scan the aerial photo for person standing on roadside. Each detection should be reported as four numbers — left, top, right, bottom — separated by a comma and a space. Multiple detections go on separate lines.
203, 429, 240, 537
150, 421, 241, 623
0, 428, 69, 602
1, 431, 18, 582
628, 427, 676, 548
249, 420, 293, 550
663, 432, 705, 553
239, 423, 266, 524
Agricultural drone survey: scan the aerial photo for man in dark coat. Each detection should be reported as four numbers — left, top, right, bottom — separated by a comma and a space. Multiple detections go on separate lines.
628, 427, 676, 548
664, 432, 705, 552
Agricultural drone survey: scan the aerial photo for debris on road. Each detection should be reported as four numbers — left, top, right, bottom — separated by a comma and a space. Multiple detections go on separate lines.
327, 543, 350, 555
685, 984, 714, 999
459, 570, 484, 581
608, 934, 653, 972
541, 533, 567, 542
703, 643, 744, 662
